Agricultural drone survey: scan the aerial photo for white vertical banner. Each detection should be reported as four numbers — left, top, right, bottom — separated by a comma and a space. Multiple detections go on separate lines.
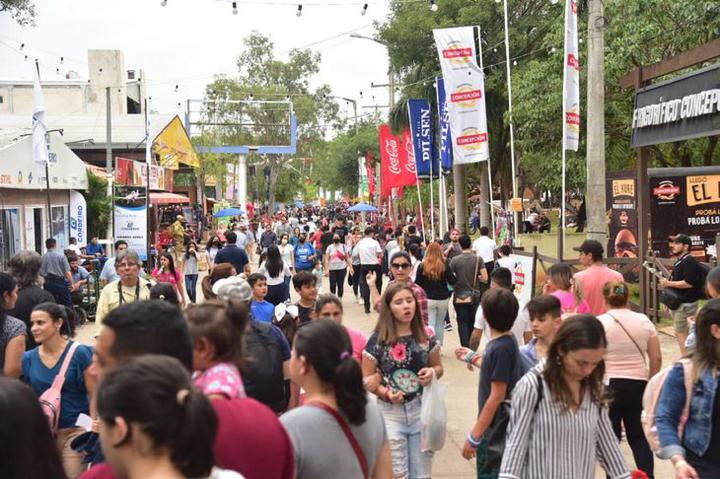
69, 190, 87, 246
433, 27, 490, 165
32, 64, 49, 165
563, 0, 580, 151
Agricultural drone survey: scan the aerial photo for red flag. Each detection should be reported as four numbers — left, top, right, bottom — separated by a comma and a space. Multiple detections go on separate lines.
379, 124, 402, 198
365, 152, 376, 200
399, 128, 418, 188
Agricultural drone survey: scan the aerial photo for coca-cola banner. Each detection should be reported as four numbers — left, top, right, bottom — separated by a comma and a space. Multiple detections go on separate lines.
400, 128, 419, 188
433, 26, 490, 164
379, 124, 402, 198
365, 152, 376, 200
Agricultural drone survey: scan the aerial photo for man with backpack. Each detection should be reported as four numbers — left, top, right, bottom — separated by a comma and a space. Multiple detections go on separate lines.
660, 234, 706, 355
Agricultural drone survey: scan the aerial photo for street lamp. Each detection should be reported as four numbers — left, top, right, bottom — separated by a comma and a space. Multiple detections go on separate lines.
348, 33, 395, 109
327, 95, 358, 134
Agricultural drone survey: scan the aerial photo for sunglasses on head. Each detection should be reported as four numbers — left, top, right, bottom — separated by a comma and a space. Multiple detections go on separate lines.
391, 262, 411, 270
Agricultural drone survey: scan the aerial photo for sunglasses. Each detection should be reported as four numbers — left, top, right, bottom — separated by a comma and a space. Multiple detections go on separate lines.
391, 263, 411, 270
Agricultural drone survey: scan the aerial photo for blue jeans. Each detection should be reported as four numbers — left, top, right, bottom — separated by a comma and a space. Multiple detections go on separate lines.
427, 299, 449, 345
185, 274, 198, 303
378, 397, 433, 478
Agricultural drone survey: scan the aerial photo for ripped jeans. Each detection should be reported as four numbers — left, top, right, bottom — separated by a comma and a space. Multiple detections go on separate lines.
378, 396, 433, 478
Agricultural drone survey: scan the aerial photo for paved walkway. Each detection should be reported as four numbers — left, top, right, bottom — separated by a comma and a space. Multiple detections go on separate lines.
77, 270, 679, 478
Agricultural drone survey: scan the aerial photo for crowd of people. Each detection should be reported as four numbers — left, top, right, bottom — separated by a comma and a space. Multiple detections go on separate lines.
0, 202, 719, 479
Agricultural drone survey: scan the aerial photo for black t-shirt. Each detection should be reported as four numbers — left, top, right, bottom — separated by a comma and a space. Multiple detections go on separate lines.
9, 285, 55, 349
405, 234, 423, 249
670, 254, 704, 303
297, 304, 313, 324
320, 232, 334, 251
333, 226, 348, 242
478, 335, 526, 416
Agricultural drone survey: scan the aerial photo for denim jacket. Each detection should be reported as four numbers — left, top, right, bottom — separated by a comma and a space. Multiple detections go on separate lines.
655, 362, 719, 459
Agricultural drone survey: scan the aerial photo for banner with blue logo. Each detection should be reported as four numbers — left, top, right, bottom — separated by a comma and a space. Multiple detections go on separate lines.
436, 77, 453, 174
407, 99, 438, 180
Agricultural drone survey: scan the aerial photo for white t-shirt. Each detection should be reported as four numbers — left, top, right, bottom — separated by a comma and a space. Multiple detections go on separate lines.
497, 256, 519, 284
355, 237, 382, 265
258, 261, 292, 286
473, 298, 530, 352
279, 243, 294, 266
67, 244, 83, 257
472, 236, 497, 263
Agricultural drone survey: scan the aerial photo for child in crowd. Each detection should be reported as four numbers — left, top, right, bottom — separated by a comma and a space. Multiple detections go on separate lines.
495, 245, 519, 289
186, 300, 247, 399
542, 263, 590, 316
292, 271, 318, 324
150, 282, 181, 307
311, 259, 324, 294
520, 295, 562, 365
460, 288, 529, 477
273, 302, 300, 347
248, 273, 274, 323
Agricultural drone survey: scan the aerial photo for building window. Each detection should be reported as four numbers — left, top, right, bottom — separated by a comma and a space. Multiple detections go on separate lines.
0, 208, 21, 267
51, 205, 69, 250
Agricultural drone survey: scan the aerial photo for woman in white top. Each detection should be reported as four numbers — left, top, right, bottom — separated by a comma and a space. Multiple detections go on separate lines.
499, 315, 630, 479
597, 280, 661, 479
258, 245, 292, 306
205, 236, 222, 269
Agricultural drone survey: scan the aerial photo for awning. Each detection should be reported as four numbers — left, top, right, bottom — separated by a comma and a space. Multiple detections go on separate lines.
150, 192, 190, 205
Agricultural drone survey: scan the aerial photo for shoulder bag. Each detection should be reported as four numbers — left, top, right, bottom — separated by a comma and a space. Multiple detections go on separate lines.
39, 341, 80, 435
455, 256, 482, 304
606, 312, 647, 366
308, 401, 369, 479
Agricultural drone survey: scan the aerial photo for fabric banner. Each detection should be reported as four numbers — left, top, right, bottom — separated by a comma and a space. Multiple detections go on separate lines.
115, 157, 171, 191
433, 26, 490, 164
365, 153, 376, 201
407, 99, 438, 179
153, 116, 200, 169
563, 0, 580, 151
379, 124, 402, 198
511, 254, 535, 306
436, 77, 453, 174
358, 156, 369, 201
113, 185, 148, 260
69, 190, 87, 247
32, 66, 48, 166
400, 129, 419, 186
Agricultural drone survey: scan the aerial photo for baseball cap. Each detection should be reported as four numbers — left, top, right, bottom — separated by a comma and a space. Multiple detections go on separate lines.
573, 239, 604, 257
671, 233, 692, 247
212, 276, 252, 302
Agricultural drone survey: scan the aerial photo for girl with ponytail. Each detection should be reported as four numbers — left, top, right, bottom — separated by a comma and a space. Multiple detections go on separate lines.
186, 299, 249, 399
97, 354, 242, 479
543, 263, 590, 316
280, 319, 391, 479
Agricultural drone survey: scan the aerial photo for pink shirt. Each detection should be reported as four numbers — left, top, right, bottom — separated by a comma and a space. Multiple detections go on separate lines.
574, 264, 624, 315
598, 308, 657, 381
192, 362, 246, 399
551, 289, 590, 316
345, 326, 368, 363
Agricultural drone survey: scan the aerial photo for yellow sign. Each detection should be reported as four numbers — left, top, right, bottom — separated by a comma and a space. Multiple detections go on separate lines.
510, 197, 523, 212
205, 175, 217, 187
686, 175, 720, 206
153, 116, 200, 169
612, 179, 635, 198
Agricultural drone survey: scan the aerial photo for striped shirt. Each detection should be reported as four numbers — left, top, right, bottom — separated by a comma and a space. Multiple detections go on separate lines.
499, 366, 630, 479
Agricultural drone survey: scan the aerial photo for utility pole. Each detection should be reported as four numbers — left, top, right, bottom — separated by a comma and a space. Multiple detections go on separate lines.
106, 87, 114, 240
586, 0, 606, 244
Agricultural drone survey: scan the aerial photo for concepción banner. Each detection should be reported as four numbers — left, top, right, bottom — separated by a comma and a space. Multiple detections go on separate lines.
432, 26, 490, 164
113, 185, 148, 260
407, 99, 438, 179
563, 0, 580, 151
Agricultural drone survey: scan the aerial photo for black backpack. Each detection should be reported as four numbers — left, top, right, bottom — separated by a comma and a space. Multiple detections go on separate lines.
242, 321, 287, 413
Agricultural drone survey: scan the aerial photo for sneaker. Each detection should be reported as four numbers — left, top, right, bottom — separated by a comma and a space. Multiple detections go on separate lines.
444, 322, 453, 332
357, 297, 364, 305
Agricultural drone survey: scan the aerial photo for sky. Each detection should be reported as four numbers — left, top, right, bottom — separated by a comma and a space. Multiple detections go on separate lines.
0, 0, 395, 123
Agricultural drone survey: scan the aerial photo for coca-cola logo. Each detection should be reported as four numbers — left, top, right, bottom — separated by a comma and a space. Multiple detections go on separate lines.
385, 139, 401, 175
404, 134, 416, 174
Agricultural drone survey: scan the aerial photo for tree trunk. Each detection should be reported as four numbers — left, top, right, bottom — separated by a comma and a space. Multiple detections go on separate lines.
704, 136, 718, 166
478, 163, 491, 230
452, 164, 467, 232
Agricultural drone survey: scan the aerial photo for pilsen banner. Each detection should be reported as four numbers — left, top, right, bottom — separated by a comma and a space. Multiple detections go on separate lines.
631, 64, 720, 148
433, 26, 490, 164
379, 124, 416, 198
435, 77, 453, 174
408, 99, 438, 179
563, 0, 580, 151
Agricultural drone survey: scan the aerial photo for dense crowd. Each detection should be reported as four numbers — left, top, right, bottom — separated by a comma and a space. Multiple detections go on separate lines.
0, 205, 718, 479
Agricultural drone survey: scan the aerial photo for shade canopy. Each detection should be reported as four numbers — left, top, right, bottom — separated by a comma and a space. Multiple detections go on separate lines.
214, 207, 244, 218
347, 202, 378, 213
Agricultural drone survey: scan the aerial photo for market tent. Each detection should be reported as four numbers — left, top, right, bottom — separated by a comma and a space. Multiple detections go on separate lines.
149, 192, 190, 205
347, 202, 378, 213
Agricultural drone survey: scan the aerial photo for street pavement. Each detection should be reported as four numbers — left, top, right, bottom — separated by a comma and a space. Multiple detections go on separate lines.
77, 269, 679, 478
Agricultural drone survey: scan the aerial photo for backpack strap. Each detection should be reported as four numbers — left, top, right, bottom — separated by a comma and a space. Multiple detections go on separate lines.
307, 401, 369, 479
53, 341, 80, 390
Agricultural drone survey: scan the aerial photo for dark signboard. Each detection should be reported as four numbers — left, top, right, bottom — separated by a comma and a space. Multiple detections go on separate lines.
649, 166, 720, 259
606, 171, 638, 260
631, 63, 720, 147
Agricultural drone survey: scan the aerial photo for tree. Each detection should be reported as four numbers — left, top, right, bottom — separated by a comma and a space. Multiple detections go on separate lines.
200, 32, 340, 212
83, 171, 111, 239
1, 0, 36, 25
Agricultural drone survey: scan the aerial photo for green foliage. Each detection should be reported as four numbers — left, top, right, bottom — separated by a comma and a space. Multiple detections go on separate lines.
377, 0, 720, 197
83, 171, 111, 239
0, 0, 36, 25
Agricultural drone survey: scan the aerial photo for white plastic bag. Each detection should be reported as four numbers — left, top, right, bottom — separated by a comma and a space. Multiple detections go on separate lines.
420, 369, 447, 452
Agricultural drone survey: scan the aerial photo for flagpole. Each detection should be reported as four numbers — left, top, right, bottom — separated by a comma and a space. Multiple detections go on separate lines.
145, 98, 152, 264
429, 166, 435, 240
560, 0, 569, 261
499, 6, 519, 244
415, 176, 426, 240
475, 34, 497, 239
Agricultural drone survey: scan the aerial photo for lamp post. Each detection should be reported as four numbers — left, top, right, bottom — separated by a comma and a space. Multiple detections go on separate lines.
328, 96, 358, 134
348, 33, 395, 109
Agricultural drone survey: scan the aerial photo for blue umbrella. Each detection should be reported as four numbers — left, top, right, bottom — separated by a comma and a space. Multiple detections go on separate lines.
347, 202, 378, 213
214, 207, 244, 218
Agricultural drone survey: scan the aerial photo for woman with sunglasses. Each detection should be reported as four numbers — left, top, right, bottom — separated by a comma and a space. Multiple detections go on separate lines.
367, 251, 429, 326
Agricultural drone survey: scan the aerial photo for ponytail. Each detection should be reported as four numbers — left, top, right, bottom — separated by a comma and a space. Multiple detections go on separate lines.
294, 319, 367, 425
32, 302, 76, 338
97, 355, 217, 478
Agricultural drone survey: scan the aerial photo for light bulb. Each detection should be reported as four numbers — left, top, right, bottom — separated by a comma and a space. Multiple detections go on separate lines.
361, 3, 368, 15
232, 1, 238, 14
296, 4, 302, 16
513, 60, 518, 66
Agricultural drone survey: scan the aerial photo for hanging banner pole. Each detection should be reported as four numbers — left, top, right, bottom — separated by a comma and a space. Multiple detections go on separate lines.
500, 7, 519, 243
